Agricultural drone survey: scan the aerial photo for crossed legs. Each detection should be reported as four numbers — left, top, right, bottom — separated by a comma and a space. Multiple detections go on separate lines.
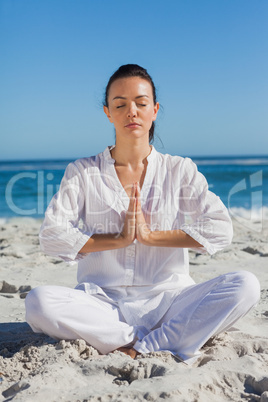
25, 270, 260, 364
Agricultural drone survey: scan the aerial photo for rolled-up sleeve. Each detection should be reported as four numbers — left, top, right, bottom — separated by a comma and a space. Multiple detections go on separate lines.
177, 158, 233, 255
39, 162, 92, 263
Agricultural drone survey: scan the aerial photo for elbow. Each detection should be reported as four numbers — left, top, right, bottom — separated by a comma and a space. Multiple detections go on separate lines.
207, 216, 233, 254
38, 230, 55, 257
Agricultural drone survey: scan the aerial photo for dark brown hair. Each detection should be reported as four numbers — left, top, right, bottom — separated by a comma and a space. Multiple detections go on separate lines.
104, 64, 157, 143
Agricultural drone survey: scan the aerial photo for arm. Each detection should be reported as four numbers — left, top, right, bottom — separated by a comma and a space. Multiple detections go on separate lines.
39, 162, 91, 262
79, 185, 136, 253
177, 158, 233, 254
40, 163, 137, 259
135, 182, 202, 248
80, 180, 203, 252
136, 156, 233, 254
137, 227, 202, 248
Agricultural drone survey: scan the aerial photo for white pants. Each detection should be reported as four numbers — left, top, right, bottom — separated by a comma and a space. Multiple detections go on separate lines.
25, 271, 260, 364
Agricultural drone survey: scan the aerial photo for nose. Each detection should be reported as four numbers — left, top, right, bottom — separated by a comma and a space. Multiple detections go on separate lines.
127, 103, 137, 118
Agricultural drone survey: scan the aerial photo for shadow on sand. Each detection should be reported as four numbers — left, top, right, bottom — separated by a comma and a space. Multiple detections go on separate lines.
0, 322, 56, 356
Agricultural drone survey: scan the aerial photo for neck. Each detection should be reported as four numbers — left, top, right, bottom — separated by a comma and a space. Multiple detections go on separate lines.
111, 138, 151, 167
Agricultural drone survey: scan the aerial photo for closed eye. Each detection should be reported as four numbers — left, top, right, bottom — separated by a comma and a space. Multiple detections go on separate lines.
116, 105, 125, 109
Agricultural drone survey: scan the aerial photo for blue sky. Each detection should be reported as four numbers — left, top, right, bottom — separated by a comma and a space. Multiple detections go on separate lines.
0, 0, 267, 160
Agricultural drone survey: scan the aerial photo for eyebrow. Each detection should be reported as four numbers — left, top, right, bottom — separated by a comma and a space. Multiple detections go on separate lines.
112, 95, 149, 101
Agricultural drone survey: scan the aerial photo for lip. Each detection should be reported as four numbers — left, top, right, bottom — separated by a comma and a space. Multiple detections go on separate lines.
125, 123, 141, 128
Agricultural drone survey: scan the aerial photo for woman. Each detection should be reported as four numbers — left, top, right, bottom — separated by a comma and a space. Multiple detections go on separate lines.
25, 64, 260, 364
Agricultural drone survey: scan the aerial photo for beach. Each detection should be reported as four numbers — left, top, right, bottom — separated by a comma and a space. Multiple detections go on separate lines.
0, 216, 267, 401
1, 0, 268, 398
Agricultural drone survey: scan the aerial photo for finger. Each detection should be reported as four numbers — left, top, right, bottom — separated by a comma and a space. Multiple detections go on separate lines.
128, 184, 136, 214
136, 181, 140, 196
129, 183, 135, 203
135, 183, 142, 214
131, 182, 135, 197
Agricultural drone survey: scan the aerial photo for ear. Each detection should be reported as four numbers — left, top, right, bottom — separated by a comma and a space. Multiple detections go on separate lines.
152, 102, 160, 121
103, 105, 113, 123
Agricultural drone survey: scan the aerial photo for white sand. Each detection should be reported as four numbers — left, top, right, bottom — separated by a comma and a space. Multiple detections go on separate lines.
0, 217, 268, 401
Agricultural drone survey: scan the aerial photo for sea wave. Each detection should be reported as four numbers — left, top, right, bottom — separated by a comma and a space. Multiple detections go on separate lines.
194, 157, 268, 166
0, 162, 70, 172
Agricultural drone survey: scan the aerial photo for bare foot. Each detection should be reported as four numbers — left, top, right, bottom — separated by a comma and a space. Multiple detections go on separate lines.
115, 347, 140, 359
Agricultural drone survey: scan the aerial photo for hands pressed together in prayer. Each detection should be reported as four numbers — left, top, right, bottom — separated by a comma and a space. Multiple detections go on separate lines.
120, 182, 151, 246
79, 183, 202, 254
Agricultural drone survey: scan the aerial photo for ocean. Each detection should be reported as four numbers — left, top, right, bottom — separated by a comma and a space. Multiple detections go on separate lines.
1, 155, 268, 226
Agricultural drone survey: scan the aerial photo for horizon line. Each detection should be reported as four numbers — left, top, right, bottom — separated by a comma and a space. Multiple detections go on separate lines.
1, 153, 268, 164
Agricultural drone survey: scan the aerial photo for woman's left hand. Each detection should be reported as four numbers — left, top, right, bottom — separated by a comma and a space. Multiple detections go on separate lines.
135, 182, 152, 245
134, 182, 202, 249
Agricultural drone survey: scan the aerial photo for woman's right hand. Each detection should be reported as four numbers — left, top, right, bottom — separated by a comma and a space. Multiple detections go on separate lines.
119, 184, 136, 245
79, 185, 136, 253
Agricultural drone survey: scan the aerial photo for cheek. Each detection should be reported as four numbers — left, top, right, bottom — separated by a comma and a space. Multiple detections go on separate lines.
109, 111, 121, 123
112, 109, 124, 118
146, 108, 156, 121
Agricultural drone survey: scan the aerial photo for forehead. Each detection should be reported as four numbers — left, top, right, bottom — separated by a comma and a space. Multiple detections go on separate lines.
108, 77, 153, 99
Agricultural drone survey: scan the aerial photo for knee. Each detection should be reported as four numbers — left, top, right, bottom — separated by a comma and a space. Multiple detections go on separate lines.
25, 286, 51, 323
231, 270, 260, 308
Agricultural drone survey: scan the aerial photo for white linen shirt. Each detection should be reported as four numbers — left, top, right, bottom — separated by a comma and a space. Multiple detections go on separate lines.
39, 145, 233, 330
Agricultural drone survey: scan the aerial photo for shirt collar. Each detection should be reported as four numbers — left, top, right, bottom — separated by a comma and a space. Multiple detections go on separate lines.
103, 145, 157, 165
